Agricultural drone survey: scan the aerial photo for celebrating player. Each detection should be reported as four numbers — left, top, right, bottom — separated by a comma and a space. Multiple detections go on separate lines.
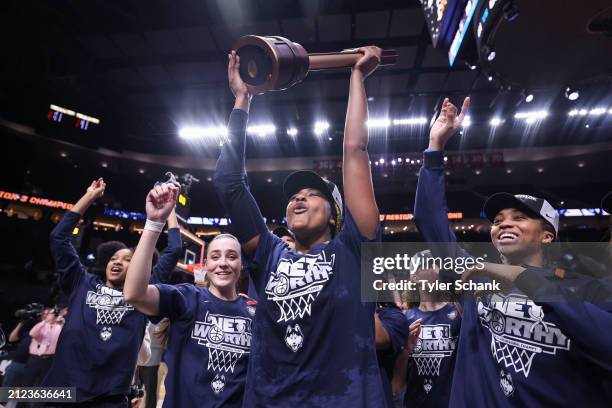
213, 48, 386, 406
42, 178, 182, 406
413, 97, 612, 407
392, 250, 461, 408
123, 183, 255, 408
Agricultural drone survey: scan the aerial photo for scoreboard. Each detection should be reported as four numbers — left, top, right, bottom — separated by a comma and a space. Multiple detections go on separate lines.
47, 104, 100, 131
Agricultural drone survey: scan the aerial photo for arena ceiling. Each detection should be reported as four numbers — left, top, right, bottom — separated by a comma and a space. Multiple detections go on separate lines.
1, 0, 611, 159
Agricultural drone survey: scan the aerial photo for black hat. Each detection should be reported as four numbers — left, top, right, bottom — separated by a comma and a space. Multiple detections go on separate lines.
272, 226, 295, 240
283, 170, 343, 234
483, 193, 559, 236
602, 191, 612, 214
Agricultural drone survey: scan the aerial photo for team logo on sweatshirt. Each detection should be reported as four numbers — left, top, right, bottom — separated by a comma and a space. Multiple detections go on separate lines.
211, 374, 225, 394
499, 370, 514, 397
284, 324, 304, 352
412, 324, 457, 377
423, 378, 433, 394
100, 326, 112, 342
478, 293, 571, 377
265, 251, 335, 323
191, 312, 252, 373
86, 285, 134, 325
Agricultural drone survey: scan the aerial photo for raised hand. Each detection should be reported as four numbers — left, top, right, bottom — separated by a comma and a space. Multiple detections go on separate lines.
406, 318, 422, 354
353, 46, 382, 79
228, 50, 250, 99
86, 178, 106, 199
146, 183, 178, 223
429, 97, 470, 150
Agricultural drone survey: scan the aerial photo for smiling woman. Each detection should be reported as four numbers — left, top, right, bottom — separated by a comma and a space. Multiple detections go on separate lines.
123, 186, 255, 408
40, 179, 182, 406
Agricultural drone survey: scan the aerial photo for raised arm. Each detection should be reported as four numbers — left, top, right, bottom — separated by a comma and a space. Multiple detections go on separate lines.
150, 208, 182, 284
343, 47, 381, 239
124, 183, 178, 316
213, 51, 267, 259
414, 98, 469, 257
49, 178, 105, 294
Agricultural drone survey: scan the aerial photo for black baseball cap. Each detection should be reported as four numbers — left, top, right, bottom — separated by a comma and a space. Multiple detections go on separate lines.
602, 191, 612, 214
272, 226, 295, 240
283, 170, 343, 234
483, 193, 559, 236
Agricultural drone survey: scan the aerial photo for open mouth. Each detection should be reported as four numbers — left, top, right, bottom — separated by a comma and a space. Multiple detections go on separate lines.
293, 203, 307, 214
497, 232, 519, 243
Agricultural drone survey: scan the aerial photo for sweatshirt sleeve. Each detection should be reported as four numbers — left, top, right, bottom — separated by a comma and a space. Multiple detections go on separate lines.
49, 211, 88, 295
213, 109, 268, 247
150, 227, 182, 284
414, 149, 470, 260
515, 267, 612, 373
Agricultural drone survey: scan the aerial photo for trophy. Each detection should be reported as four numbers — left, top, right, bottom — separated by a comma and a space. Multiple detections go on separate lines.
232, 35, 398, 94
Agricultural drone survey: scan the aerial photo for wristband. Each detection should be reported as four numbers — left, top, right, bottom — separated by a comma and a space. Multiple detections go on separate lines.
144, 219, 165, 233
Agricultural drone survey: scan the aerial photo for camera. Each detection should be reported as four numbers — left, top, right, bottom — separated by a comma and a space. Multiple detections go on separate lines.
128, 384, 145, 400
14, 303, 45, 321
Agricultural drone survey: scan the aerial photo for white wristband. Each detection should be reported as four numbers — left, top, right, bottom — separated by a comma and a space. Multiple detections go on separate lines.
144, 219, 165, 233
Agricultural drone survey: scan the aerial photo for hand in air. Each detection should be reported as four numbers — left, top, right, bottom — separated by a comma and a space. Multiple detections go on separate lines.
353, 46, 382, 78
146, 183, 178, 223
429, 97, 470, 150
86, 178, 106, 199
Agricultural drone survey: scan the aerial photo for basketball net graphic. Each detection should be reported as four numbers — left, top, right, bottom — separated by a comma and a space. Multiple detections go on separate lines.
95, 307, 128, 325
271, 285, 322, 322
207, 344, 244, 373
413, 354, 445, 376
491, 335, 537, 377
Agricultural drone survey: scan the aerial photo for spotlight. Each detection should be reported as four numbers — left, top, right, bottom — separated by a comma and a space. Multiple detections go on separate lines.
565, 87, 579, 101
60, 152, 67, 158
287, 127, 298, 136
525, 94, 534, 103
487, 75, 494, 82
391, 160, 396, 166
138, 169, 145, 174
487, 50, 496, 61
490, 117, 502, 127
314, 121, 330, 135
379, 158, 385, 164
266, 178, 272, 183
101, 162, 108, 168
577, 162, 585, 168
462, 115, 472, 127
397, 158, 403, 163
506, 169, 512, 174
247, 124, 276, 137
367, 118, 391, 128
537, 168, 544, 173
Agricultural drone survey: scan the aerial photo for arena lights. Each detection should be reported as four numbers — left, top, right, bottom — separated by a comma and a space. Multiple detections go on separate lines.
462, 115, 472, 127
314, 121, 330, 135
525, 94, 534, 103
286, 127, 299, 136
514, 110, 548, 124
393, 117, 428, 125
366, 118, 391, 128
247, 124, 276, 137
179, 126, 228, 140
568, 107, 610, 117
565, 87, 579, 101
489, 117, 502, 127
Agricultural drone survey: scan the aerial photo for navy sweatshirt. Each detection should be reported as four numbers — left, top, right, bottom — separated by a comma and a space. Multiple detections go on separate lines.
43, 211, 182, 402
214, 110, 387, 407
414, 149, 612, 408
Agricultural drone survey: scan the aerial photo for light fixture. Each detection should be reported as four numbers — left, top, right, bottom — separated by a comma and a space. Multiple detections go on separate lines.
179, 126, 228, 140
490, 117, 502, 127
247, 124, 276, 137
393, 117, 428, 125
525, 94, 534, 103
577, 162, 585, 168
60, 152, 67, 158
266, 178, 272, 183
487, 50, 496, 61
506, 169, 512, 174
101, 162, 108, 168
314, 121, 330, 135
462, 115, 472, 127
537, 167, 544, 173
565, 87, 579, 101
366, 118, 391, 128
138, 169, 145, 174
286, 127, 298, 136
